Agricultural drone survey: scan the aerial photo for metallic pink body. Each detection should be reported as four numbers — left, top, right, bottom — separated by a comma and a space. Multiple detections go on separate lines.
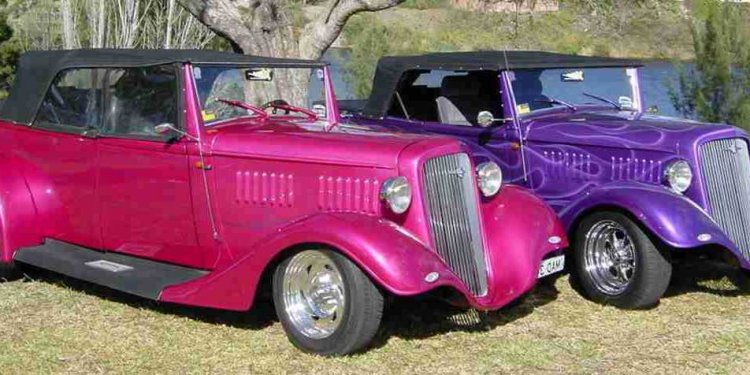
0, 64, 566, 311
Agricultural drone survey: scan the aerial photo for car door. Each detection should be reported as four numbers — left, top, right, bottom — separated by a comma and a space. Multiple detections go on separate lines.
96, 65, 207, 269
16, 68, 105, 249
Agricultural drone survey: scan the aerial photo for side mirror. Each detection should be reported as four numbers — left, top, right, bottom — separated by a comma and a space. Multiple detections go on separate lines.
647, 105, 659, 114
476, 111, 496, 128
154, 123, 177, 135
153, 123, 199, 141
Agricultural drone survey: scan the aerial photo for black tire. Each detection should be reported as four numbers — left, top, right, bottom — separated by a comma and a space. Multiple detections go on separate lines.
573, 211, 672, 309
0, 261, 20, 281
272, 248, 384, 356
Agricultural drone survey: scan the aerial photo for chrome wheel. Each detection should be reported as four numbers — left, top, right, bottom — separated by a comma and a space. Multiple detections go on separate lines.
281, 250, 346, 339
583, 220, 637, 296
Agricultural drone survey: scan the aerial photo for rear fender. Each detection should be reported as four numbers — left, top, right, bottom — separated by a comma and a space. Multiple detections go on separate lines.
560, 182, 738, 255
0, 167, 41, 262
159, 213, 463, 311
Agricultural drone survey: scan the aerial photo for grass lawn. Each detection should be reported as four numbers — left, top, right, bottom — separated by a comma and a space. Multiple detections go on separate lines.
0, 260, 748, 374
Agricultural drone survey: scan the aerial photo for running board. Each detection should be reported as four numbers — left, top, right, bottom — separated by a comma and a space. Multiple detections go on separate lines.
14, 239, 209, 300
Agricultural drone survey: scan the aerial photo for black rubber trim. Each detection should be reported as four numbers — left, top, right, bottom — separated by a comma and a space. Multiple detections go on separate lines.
14, 239, 209, 299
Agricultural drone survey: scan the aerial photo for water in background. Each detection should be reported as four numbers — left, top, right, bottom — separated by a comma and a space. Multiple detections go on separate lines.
322, 49, 688, 119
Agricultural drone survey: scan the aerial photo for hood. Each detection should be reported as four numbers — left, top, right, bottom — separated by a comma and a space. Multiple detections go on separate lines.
206, 120, 454, 169
523, 110, 746, 154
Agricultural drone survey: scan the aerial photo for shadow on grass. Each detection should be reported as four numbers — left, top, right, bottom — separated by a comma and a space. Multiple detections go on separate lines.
665, 258, 750, 298
17, 264, 562, 348
370, 277, 561, 349
18, 265, 276, 330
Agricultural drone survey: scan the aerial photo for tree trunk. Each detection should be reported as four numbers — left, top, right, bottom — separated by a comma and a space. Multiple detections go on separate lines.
177, 0, 404, 104
61, 0, 77, 49
165, 0, 175, 48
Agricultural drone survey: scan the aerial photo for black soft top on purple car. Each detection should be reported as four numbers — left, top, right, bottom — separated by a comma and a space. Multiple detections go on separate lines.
362, 50, 642, 119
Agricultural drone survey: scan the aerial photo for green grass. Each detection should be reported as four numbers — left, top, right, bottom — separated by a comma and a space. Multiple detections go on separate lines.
1, 260, 749, 373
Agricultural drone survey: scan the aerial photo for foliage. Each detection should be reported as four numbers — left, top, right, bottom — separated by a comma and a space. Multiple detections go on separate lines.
2, 0, 217, 51
399, 0, 449, 10
342, 1, 691, 98
0, 0, 21, 98
670, 0, 750, 127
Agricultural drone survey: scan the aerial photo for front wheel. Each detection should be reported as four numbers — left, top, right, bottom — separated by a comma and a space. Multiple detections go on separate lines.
573, 211, 672, 309
272, 249, 384, 356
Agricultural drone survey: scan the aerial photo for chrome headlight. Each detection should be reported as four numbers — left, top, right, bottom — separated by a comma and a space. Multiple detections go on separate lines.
476, 161, 503, 197
380, 176, 412, 214
665, 159, 693, 194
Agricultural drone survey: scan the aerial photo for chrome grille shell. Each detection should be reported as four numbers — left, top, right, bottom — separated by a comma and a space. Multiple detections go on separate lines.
422, 153, 488, 296
699, 137, 750, 261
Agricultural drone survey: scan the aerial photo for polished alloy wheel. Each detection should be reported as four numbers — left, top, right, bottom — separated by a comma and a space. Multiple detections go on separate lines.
583, 220, 637, 296
282, 250, 346, 339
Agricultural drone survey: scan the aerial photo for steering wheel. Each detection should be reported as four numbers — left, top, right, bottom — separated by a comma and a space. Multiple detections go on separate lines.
261, 99, 318, 121
261, 99, 292, 115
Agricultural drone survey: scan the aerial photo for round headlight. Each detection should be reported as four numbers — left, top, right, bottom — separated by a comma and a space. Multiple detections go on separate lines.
380, 176, 412, 214
477, 162, 503, 197
665, 159, 693, 194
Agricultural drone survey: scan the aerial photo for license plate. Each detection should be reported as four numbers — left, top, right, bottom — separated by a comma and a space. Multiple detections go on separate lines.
538, 255, 565, 278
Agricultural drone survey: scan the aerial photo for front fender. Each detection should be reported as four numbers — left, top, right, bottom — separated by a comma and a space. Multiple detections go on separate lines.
478, 184, 568, 308
559, 182, 736, 252
159, 213, 465, 311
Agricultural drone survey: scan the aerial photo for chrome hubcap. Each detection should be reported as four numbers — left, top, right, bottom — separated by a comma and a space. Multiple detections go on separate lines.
583, 220, 637, 296
282, 251, 346, 339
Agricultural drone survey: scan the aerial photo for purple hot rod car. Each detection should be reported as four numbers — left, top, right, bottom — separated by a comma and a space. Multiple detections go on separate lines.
350, 51, 750, 309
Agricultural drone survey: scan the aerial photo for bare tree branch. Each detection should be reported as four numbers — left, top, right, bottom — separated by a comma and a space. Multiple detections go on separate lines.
177, 0, 404, 59
300, 0, 402, 59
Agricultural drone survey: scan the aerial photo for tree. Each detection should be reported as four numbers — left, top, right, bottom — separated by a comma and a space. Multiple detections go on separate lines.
0, 0, 21, 98
178, 0, 403, 59
669, 0, 750, 127
6, 0, 217, 51
176, 0, 404, 104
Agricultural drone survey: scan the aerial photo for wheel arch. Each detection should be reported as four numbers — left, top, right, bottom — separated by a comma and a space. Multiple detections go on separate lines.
559, 182, 736, 252
159, 213, 465, 311
567, 204, 672, 249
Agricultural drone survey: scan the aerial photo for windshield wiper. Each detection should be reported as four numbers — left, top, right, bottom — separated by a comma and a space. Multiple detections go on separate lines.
217, 98, 269, 120
582, 92, 625, 111
534, 98, 577, 112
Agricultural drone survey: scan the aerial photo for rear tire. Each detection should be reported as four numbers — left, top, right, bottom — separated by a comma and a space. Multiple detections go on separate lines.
573, 211, 671, 309
272, 248, 384, 356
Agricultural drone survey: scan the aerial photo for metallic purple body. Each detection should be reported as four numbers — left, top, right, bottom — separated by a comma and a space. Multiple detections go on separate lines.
0, 64, 567, 311
355, 69, 750, 270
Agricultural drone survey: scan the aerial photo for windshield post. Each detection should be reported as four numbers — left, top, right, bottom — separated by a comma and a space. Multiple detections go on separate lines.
626, 67, 643, 112
500, 70, 529, 182
183, 63, 206, 144
323, 65, 341, 131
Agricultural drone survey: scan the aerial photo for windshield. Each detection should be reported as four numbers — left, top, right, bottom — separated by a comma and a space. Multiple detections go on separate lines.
509, 67, 638, 115
193, 65, 329, 125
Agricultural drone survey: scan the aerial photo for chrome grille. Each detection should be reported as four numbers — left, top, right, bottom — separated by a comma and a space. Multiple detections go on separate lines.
422, 153, 488, 296
700, 138, 750, 261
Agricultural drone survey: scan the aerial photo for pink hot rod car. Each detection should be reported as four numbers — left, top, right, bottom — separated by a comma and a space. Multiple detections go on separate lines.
0, 49, 567, 355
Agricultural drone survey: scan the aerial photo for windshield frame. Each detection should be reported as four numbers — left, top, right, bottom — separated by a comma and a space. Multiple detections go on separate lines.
189, 63, 341, 129
504, 66, 642, 119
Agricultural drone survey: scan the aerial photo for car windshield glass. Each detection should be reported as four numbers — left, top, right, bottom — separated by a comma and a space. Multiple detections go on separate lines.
509, 67, 635, 115
193, 65, 328, 125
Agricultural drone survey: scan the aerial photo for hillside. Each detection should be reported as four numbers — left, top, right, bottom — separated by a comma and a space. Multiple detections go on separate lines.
340, 1, 696, 98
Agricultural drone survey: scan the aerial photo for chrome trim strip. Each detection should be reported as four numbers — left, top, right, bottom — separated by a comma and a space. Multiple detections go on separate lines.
700, 138, 750, 261
423, 153, 488, 296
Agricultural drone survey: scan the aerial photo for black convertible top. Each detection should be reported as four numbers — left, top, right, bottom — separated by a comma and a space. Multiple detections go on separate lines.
0, 49, 324, 125
363, 50, 643, 118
